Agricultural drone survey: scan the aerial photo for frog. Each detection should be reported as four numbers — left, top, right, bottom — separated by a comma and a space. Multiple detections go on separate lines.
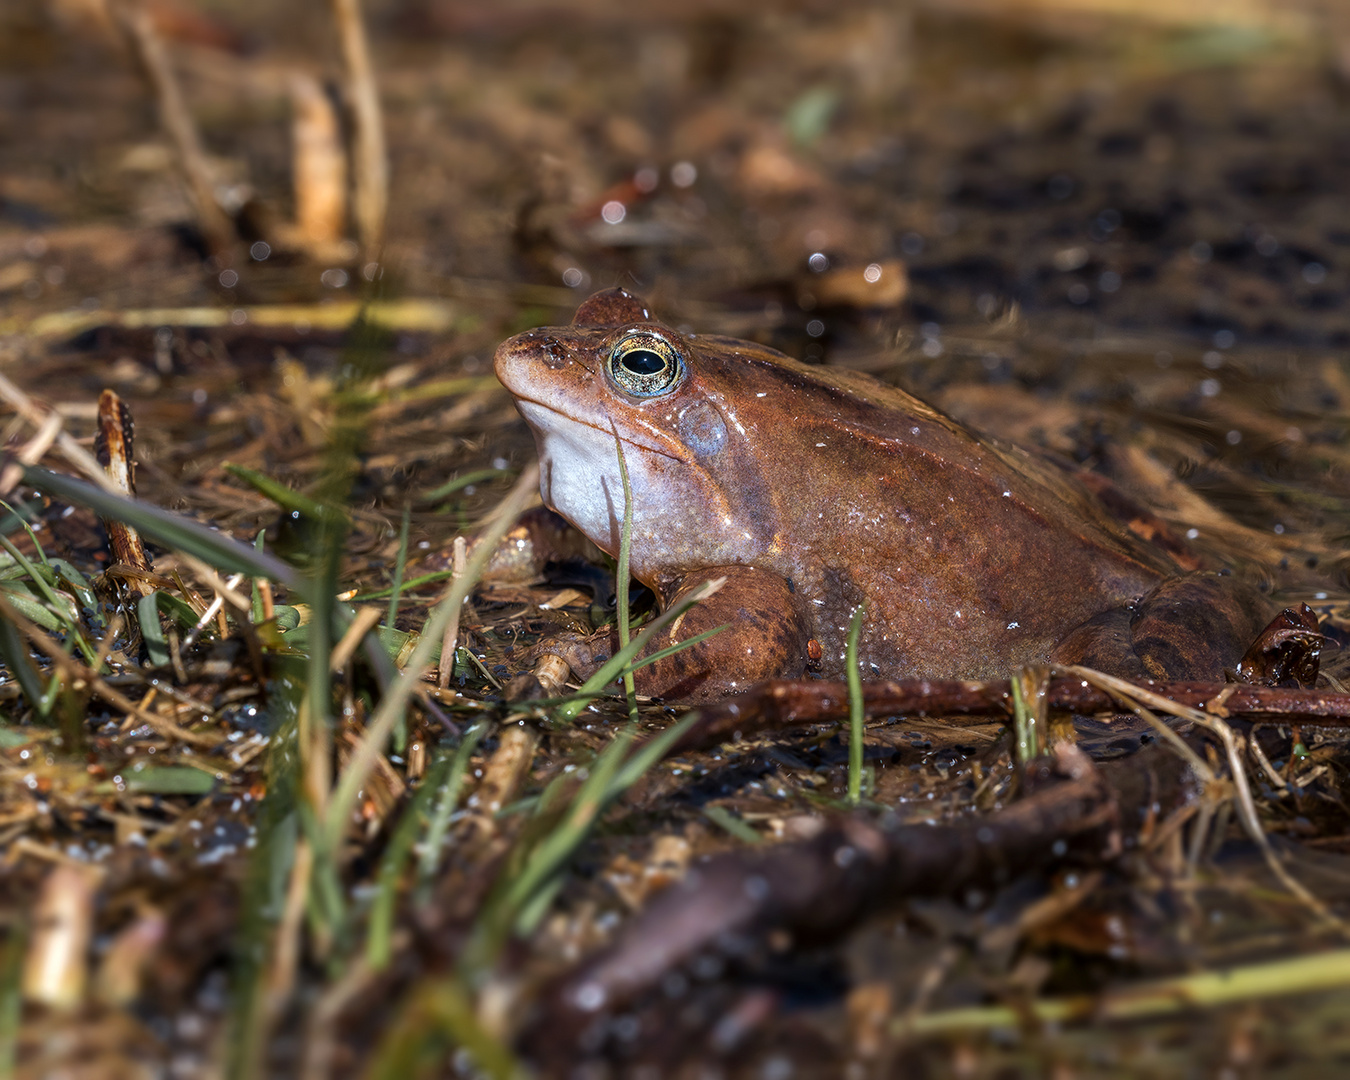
494, 287, 1283, 701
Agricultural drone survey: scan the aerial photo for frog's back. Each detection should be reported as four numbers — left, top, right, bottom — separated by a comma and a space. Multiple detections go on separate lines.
696, 342, 1173, 677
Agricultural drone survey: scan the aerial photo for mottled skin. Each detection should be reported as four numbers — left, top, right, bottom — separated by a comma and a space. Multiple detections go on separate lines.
494, 288, 1274, 699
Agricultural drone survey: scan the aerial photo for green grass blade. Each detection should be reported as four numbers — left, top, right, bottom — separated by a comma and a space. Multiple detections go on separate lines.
351, 568, 454, 603
0, 914, 23, 1080
901, 946, 1350, 1036
605, 711, 700, 794
365, 975, 522, 1080
846, 603, 865, 805
624, 624, 728, 674
0, 583, 67, 633
0, 610, 50, 714
554, 578, 725, 723
0, 534, 94, 663
500, 726, 635, 933
386, 506, 411, 627
138, 592, 170, 667
611, 427, 638, 725
416, 722, 489, 889
1011, 666, 1040, 764
23, 467, 303, 590
419, 468, 514, 502
367, 752, 455, 970
0, 498, 51, 570
703, 804, 762, 844
464, 711, 700, 972
122, 762, 216, 795
225, 667, 302, 1080
223, 463, 341, 522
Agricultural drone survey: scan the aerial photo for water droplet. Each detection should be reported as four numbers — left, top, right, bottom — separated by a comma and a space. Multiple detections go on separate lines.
670, 161, 697, 188
634, 165, 658, 192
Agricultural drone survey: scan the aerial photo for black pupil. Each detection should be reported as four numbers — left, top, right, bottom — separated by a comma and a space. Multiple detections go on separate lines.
621, 349, 666, 375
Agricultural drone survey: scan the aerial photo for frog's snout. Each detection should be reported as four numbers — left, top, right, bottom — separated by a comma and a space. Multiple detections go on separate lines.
494, 330, 572, 393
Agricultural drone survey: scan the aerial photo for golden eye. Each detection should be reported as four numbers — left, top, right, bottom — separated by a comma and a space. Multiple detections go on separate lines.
608, 333, 683, 397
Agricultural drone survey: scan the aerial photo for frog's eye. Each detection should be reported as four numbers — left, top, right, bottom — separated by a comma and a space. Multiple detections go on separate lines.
607, 334, 683, 397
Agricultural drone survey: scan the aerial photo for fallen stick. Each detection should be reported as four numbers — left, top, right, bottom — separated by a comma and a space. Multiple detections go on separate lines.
521, 743, 1197, 1061
667, 676, 1350, 753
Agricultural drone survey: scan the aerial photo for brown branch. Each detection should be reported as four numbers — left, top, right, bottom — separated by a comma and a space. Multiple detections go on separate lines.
667, 676, 1350, 753
522, 744, 1199, 1059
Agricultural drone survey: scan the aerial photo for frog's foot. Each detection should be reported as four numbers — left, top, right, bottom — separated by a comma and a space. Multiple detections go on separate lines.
1235, 603, 1323, 687
1053, 570, 1276, 681
510, 567, 810, 703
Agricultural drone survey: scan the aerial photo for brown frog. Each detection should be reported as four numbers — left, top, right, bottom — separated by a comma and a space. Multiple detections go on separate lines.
494, 288, 1279, 700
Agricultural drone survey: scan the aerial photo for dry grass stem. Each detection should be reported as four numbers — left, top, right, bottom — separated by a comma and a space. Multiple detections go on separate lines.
438, 535, 467, 689
265, 838, 315, 1022
328, 0, 387, 257
329, 605, 383, 672
110, 0, 235, 256
0, 409, 62, 497
21, 862, 102, 1010
0, 372, 123, 495
1058, 665, 1343, 931
288, 71, 348, 254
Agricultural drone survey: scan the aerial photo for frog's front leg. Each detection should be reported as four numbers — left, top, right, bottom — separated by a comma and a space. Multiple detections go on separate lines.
1053, 571, 1275, 681
637, 566, 812, 699
520, 566, 810, 702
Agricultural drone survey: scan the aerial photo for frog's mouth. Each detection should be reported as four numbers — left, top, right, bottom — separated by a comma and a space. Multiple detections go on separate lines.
510, 397, 688, 463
